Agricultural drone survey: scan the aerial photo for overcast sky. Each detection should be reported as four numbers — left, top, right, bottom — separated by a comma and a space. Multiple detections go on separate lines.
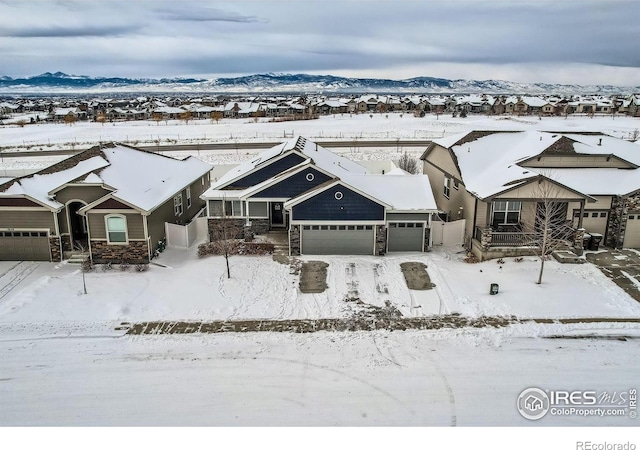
1, 0, 639, 85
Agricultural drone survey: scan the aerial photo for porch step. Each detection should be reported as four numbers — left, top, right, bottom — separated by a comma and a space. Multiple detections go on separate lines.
67, 254, 88, 264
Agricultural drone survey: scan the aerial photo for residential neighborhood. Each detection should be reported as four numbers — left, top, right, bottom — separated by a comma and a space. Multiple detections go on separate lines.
2, 92, 640, 127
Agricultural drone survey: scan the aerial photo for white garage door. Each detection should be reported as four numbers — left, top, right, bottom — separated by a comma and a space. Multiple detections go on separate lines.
387, 223, 424, 252
301, 225, 374, 255
623, 213, 640, 249
0, 230, 51, 261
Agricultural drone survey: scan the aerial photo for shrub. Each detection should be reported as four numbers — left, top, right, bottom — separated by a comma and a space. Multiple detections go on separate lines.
197, 241, 275, 258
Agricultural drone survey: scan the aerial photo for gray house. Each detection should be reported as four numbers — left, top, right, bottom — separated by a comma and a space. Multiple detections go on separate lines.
202, 136, 438, 255
0, 143, 211, 262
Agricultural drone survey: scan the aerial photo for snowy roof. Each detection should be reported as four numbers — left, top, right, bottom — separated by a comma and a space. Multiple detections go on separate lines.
432, 130, 640, 199
0, 144, 212, 213
1, 155, 110, 209
208, 136, 368, 191
340, 173, 438, 211
528, 168, 639, 196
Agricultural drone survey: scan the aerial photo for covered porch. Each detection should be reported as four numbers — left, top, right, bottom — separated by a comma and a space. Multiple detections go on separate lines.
471, 194, 589, 261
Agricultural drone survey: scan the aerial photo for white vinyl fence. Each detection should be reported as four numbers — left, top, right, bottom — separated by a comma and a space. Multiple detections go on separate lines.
165, 215, 208, 248
431, 219, 466, 246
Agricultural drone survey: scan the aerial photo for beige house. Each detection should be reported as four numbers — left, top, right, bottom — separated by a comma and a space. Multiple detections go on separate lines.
421, 130, 640, 260
0, 144, 211, 263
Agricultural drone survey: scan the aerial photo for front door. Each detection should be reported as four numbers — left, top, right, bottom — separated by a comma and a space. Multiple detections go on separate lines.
270, 202, 284, 227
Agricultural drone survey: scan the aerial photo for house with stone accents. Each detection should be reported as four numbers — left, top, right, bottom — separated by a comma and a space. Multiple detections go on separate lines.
421, 130, 640, 261
202, 136, 438, 255
0, 143, 211, 263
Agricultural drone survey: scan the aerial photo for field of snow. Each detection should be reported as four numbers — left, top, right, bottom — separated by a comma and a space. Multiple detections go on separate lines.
1, 112, 639, 152
1, 247, 638, 328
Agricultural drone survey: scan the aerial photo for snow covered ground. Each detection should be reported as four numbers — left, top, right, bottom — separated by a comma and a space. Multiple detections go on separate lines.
0, 325, 638, 426
1, 113, 639, 152
1, 247, 638, 329
2, 113, 640, 428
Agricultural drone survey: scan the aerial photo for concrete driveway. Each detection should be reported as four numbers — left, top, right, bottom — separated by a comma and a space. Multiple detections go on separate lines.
586, 249, 640, 302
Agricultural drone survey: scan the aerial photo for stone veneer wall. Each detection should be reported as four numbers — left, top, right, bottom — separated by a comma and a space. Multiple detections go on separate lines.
606, 193, 640, 248
290, 225, 300, 256
207, 218, 246, 241
90, 240, 149, 263
250, 218, 270, 235
375, 225, 386, 256
49, 236, 61, 262
423, 227, 431, 251
61, 235, 72, 252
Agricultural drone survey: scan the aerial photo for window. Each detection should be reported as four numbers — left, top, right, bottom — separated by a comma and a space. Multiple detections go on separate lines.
591, 212, 598, 218
453, 179, 459, 190
222, 200, 242, 217
631, 215, 636, 220
186, 186, 192, 208
600, 212, 607, 218
491, 201, 522, 227
174, 194, 183, 216
444, 176, 451, 198
105, 215, 127, 243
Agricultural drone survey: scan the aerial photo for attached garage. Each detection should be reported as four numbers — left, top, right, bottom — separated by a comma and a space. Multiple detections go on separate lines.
301, 225, 374, 255
0, 230, 51, 261
387, 222, 425, 252
623, 213, 640, 248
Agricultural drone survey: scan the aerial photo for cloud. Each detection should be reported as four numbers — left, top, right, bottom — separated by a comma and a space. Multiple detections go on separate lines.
155, 5, 265, 23
0, 24, 138, 38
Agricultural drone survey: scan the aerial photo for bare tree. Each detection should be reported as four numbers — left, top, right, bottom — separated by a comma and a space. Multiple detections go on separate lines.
75, 242, 90, 294
524, 177, 577, 284
208, 201, 244, 278
398, 151, 419, 174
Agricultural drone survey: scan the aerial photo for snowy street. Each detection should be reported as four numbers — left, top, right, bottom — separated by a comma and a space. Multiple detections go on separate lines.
0, 326, 638, 426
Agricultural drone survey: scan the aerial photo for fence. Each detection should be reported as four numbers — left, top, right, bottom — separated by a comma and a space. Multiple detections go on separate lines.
165, 211, 208, 248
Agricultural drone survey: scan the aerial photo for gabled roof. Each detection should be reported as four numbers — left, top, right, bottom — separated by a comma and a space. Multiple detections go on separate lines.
208, 136, 368, 191
0, 143, 212, 213
426, 130, 640, 199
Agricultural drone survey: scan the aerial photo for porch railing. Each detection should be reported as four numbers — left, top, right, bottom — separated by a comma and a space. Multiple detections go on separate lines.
490, 231, 539, 247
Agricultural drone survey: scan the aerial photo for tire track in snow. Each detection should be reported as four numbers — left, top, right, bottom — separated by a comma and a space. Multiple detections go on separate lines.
0, 262, 39, 301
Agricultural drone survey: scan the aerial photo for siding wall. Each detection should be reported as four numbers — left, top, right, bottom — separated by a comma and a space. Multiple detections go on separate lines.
521, 155, 633, 169
87, 213, 145, 240
146, 176, 208, 253
251, 167, 332, 198
55, 185, 111, 205
423, 158, 477, 239
0, 210, 56, 232
292, 185, 385, 221
227, 153, 306, 188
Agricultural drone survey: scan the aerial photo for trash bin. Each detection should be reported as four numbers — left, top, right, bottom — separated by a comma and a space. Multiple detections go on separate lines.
582, 233, 591, 250
588, 233, 603, 251
490, 283, 499, 295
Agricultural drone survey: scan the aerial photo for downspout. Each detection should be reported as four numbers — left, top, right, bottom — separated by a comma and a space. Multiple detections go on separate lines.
471, 197, 478, 249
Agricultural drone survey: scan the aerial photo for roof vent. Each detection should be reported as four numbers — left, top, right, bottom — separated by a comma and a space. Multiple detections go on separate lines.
598, 138, 602, 146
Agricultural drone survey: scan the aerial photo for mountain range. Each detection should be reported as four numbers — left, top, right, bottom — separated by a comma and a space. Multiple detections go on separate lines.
0, 72, 637, 95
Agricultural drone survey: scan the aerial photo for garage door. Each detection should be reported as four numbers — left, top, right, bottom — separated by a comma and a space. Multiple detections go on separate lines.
301, 225, 374, 255
623, 213, 640, 249
388, 222, 424, 252
0, 231, 51, 261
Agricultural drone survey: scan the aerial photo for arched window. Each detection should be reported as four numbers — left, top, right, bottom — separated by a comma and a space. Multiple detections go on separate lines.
105, 215, 128, 244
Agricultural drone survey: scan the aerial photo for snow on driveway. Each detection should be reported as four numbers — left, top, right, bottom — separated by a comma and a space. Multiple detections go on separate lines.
0, 246, 639, 327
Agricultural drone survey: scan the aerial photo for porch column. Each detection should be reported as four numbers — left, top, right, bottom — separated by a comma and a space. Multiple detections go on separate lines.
577, 200, 585, 229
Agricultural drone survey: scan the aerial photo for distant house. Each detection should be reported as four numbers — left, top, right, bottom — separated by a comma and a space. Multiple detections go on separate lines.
421, 130, 640, 260
203, 137, 438, 255
0, 144, 211, 262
